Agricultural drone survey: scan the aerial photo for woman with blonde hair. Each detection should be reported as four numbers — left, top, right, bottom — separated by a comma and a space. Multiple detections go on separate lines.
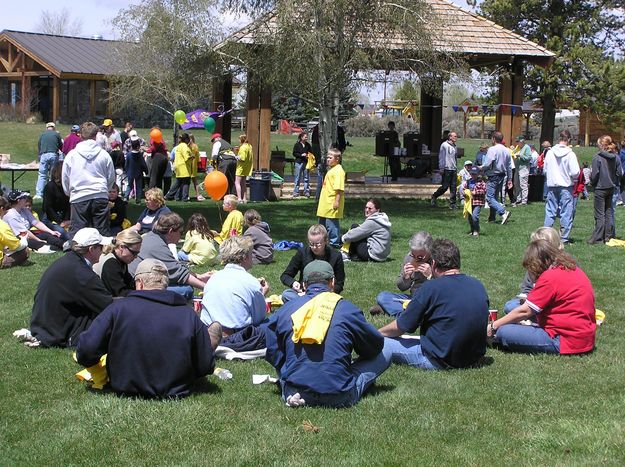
100, 229, 143, 297
502, 227, 562, 314
588, 135, 622, 244
490, 239, 596, 355
131, 187, 171, 234
235, 134, 253, 203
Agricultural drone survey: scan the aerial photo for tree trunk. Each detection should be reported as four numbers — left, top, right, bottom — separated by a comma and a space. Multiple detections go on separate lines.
318, 90, 339, 162
540, 92, 556, 144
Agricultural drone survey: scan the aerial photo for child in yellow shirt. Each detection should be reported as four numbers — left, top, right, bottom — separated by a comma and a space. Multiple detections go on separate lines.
213, 194, 244, 244
177, 213, 219, 266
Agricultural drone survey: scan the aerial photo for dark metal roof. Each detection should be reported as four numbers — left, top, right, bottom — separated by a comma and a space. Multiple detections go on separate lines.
0, 30, 129, 76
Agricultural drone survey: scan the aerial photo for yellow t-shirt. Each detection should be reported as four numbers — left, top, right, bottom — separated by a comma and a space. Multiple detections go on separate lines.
236, 143, 254, 177
316, 164, 345, 219
189, 143, 200, 177
181, 230, 218, 266
215, 209, 244, 244
0, 219, 22, 264
173, 142, 192, 178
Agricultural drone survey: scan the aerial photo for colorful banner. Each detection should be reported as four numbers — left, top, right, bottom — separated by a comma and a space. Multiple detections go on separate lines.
181, 109, 221, 130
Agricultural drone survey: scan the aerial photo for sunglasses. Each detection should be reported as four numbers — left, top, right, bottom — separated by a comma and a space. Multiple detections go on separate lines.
125, 245, 141, 257
309, 242, 324, 248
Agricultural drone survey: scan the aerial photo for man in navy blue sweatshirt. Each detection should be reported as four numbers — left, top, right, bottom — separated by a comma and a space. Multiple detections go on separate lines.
76, 258, 222, 398
265, 260, 389, 408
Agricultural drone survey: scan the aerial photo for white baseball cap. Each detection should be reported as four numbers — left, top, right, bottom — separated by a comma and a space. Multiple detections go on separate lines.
72, 228, 112, 247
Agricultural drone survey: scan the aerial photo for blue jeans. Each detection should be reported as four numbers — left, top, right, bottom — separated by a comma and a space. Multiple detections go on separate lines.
612, 187, 619, 238
469, 205, 482, 233
486, 173, 506, 218
281, 288, 301, 303
494, 324, 560, 354
177, 250, 189, 262
376, 291, 410, 316
544, 186, 574, 242
36, 152, 59, 196
280, 351, 389, 408
503, 298, 521, 314
125, 176, 143, 202
167, 285, 194, 300
293, 161, 310, 196
41, 216, 70, 242
319, 217, 341, 248
381, 337, 439, 369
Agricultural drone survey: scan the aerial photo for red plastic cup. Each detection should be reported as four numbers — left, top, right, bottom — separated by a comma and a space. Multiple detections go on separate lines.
489, 309, 498, 322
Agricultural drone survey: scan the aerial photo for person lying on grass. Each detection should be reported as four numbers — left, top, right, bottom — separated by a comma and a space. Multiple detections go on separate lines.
488, 239, 596, 355
266, 260, 389, 408
76, 258, 222, 398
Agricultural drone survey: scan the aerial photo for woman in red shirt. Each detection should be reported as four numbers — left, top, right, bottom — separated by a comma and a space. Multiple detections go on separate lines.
488, 239, 596, 355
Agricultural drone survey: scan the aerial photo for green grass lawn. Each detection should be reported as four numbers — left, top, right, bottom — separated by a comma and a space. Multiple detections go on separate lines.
1, 122, 621, 465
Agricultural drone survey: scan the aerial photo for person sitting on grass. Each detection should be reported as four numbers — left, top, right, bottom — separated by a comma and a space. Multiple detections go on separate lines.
243, 209, 274, 265
340, 198, 391, 262
130, 188, 171, 234
213, 194, 243, 244
265, 260, 389, 408
370, 231, 432, 316
4, 190, 64, 253
108, 184, 127, 235
0, 196, 29, 268
177, 212, 219, 266
489, 239, 596, 355
29, 228, 113, 347
129, 212, 212, 300
76, 258, 222, 399
99, 229, 143, 297
379, 239, 489, 370
200, 236, 269, 352
280, 224, 345, 303
41, 162, 70, 242
502, 227, 562, 315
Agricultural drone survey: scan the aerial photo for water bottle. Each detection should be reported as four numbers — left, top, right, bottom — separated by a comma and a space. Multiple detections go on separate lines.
214, 367, 233, 380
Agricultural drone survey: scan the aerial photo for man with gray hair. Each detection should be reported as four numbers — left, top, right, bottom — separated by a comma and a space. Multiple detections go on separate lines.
370, 231, 433, 316
201, 236, 270, 352
28, 228, 113, 347
62, 122, 116, 238
76, 258, 221, 398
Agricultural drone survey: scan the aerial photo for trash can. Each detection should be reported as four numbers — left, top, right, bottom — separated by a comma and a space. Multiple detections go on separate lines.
249, 171, 272, 202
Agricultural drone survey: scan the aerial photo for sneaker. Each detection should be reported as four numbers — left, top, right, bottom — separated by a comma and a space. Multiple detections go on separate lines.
341, 251, 351, 262
285, 392, 306, 407
449, 204, 457, 210
33, 195, 42, 200
501, 211, 511, 225
62, 240, 71, 252
369, 305, 383, 315
197, 195, 206, 201
617, 200, 624, 206
292, 193, 300, 199
35, 245, 55, 254
472, 232, 479, 237
430, 196, 436, 206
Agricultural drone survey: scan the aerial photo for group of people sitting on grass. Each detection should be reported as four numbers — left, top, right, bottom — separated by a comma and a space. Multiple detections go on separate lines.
13, 203, 596, 406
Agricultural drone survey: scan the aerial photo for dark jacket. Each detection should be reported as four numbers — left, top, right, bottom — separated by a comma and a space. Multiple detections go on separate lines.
591, 150, 623, 190
265, 283, 383, 395
109, 197, 127, 229
76, 289, 215, 398
280, 245, 345, 293
30, 251, 113, 347
125, 150, 148, 180
244, 222, 274, 264
292, 141, 312, 163
101, 254, 135, 297
38, 130, 62, 155
42, 180, 70, 224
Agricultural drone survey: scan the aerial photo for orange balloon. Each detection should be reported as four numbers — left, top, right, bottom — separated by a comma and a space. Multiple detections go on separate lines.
150, 128, 163, 143
204, 171, 228, 201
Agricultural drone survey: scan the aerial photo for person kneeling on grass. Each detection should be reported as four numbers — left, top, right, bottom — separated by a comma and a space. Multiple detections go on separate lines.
340, 198, 391, 262
266, 260, 389, 408
379, 239, 489, 369
489, 239, 596, 355
76, 258, 222, 398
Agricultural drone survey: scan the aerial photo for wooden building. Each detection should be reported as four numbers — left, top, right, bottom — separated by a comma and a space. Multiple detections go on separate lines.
579, 110, 624, 146
217, 0, 555, 170
0, 30, 126, 123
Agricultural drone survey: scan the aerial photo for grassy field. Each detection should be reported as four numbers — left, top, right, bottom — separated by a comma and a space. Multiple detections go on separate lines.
1, 122, 622, 465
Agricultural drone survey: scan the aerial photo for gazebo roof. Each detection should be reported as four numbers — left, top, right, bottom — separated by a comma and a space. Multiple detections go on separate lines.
0, 30, 126, 77
220, 0, 555, 68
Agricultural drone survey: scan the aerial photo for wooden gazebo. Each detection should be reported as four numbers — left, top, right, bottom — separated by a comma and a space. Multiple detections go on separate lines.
217, 0, 555, 170
0, 30, 126, 123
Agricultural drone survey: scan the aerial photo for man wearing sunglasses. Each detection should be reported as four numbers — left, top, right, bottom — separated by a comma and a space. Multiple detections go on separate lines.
370, 231, 433, 316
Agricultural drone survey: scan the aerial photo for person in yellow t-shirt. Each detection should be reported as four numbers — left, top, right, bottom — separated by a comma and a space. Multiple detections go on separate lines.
165, 133, 193, 202
212, 195, 244, 244
235, 134, 253, 203
316, 148, 345, 248
0, 196, 29, 268
188, 134, 205, 201
177, 213, 219, 266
